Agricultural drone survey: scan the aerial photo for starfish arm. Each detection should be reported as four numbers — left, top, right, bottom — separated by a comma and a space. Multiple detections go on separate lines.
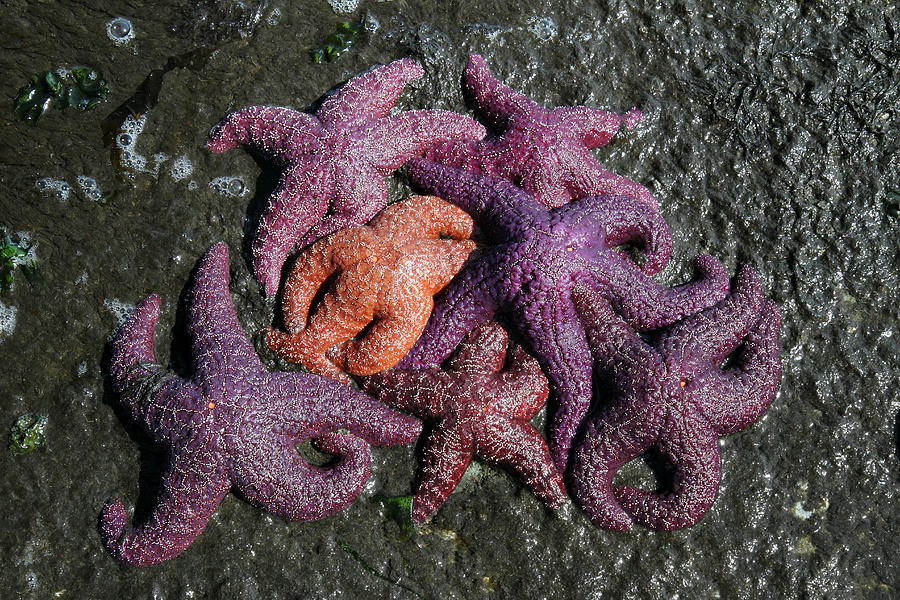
365, 110, 487, 172
553, 106, 643, 148
279, 229, 366, 334
252, 162, 334, 296
100, 455, 230, 566
407, 159, 541, 242
295, 161, 387, 249
265, 372, 422, 447
463, 54, 540, 131
590, 253, 730, 332
333, 293, 433, 376
233, 432, 371, 521
489, 345, 550, 420
396, 262, 498, 369
515, 296, 594, 472
613, 415, 722, 531
412, 424, 474, 523
359, 368, 455, 419
317, 58, 424, 128
561, 193, 671, 275
369, 195, 474, 241
568, 394, 667, 531
662, 264, 765, 375
696, 300, 782, 435
187, 243, 267, 379
571, 285, 653, 366
108, 294, 163, 395
567, 158, 658, 210
206, 106, 323, 167
476, 418, 566, 508
407, 239, 478, 295
444, 321, 509, 376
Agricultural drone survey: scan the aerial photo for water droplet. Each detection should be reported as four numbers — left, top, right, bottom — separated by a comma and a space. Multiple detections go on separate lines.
107, 17, 132, 39
116, 133, 132, 147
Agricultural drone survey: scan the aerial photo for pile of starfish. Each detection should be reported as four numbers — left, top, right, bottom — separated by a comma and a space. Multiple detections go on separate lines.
102, 55, 781, 566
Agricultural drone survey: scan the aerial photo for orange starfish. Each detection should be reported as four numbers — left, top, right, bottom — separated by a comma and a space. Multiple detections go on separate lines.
266, 195, 476, 381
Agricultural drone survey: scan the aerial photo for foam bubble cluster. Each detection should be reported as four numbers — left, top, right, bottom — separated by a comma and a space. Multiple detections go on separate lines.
326, 0, 361, 14
169, 156, 194, 182
0, 300, 17, 340
209, 176, 249, 198
76, 176, 103, 202
527, 17, 558, 42
103, 298, 136, 331
35, 178, 72, 201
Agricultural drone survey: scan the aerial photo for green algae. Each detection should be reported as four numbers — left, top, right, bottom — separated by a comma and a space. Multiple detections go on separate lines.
0, 233, 39, 293
9, 413, 48, 454
310, 21, 362, 63
14, 67, 108, 123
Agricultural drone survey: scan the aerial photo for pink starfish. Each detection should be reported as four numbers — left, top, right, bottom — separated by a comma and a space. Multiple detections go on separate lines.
425, 54, 654, 209
362, 322, 567, 523
206, 58, 487, 296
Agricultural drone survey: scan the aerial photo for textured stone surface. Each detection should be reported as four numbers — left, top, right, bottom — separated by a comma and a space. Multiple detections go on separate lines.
1, 0, 897, 598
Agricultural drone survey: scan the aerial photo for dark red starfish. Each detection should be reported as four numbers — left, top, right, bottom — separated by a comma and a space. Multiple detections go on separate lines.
361, 322, 566, 523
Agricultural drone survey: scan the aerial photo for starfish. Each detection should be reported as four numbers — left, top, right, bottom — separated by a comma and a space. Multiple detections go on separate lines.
265, 195, 477, 382
206, 58, 487, 296
568, 265, 781, 531
398, 160, 730, 472
101, 243, 421, 566
425, 54, 654, 209
361, 322, 566, 523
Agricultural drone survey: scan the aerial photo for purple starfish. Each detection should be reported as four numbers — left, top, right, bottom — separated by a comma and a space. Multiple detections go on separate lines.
425, 54, 653, 209
398, 160, 730, 472
361, 322, 566, 523
206, 58, 486, 296
569, 266, 781, 531
101, 243, 420, 566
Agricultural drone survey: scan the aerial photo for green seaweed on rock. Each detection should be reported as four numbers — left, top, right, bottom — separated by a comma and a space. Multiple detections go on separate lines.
1, 232, 39, 293
14, 67, 108, 123
310, 21, 362, 64
9, 414, 48, 454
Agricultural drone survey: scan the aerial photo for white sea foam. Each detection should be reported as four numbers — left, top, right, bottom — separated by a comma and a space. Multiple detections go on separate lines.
0, 301, 17, 340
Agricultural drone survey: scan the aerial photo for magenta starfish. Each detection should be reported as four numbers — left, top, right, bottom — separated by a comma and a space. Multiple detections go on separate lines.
206, 58, 486, 295
425, 54, 653, 209
569, 266, 781, 531
362, 322, 566, 523
101, 243, 421, 566
399, 159, 730, 472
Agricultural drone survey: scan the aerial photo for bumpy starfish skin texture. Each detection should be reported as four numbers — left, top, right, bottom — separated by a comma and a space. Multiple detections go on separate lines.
425, 54, 654, 209
206, 58, 487, 295
362, 322, 566, 522
569, 266, 781, 531
265, 195, 477, 381
400, 160, 730, 472
101, 243, 421, 566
